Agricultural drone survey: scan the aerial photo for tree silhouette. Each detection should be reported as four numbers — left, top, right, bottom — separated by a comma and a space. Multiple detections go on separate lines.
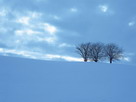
89, 42, 104, 62
76, 43, 91, 62
104, 43, 123, 63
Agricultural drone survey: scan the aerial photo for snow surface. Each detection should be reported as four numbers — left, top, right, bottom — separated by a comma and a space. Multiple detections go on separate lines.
0, 56, 136, 102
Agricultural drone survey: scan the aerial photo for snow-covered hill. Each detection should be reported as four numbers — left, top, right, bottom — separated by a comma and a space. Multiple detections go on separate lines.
0, 56, 136, 102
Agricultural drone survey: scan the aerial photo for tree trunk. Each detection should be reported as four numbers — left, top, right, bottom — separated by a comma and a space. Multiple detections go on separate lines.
84, 59, 87, 62
110, 58, 112, 64
94, 59, 98, 62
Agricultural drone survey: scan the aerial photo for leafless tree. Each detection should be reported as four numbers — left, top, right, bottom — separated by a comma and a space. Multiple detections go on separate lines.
89, 42, 104, 62
76, 42, 91, 62
104, 43, 123, 63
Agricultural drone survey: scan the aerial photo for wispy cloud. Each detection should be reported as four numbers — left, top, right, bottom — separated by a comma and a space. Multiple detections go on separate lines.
42, 23, 57, 35
58, 43, 74, 48
0, 7, 63, 59
70, 8, 78, 12
16, 16, 30, 25
98, 4, 114, 15
0, 8, 8, 16
128, 17, 136, 27
0, 48, 82, 61
99, 5, 108, 13
128, 21, 135, 27
15, 29, 41, 36
51, 15, 61, 20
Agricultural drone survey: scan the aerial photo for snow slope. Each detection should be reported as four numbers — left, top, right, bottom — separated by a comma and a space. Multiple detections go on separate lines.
0, 56, 136, 102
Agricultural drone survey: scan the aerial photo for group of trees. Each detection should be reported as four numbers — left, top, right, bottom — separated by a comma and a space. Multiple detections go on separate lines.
76, 42, 123, 63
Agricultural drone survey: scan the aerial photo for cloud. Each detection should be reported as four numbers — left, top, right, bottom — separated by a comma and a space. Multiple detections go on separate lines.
99, 5, 108, 13
128, 17, 136, 27
123, 57, 130, 62
15, 11, 42, 25
14, 25, 57, 44
51, 15, 60, 20
0, 48, 82, 61
128, 21, 135, 27
45, 54, 82, 61
15, 29, 41, 36
0, 8, 8, 16
98, 4, 114, 15
16, 16, 30, 25
121, 53, 136, 64
0, 8, 59, 53
37, 36, 57, 43
42, 23, 57, 35
58, 43, 73, 48
70, 8, 78, 12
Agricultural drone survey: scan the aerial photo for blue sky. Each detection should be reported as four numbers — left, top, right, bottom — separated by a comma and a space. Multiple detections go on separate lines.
0, 0, 136, 63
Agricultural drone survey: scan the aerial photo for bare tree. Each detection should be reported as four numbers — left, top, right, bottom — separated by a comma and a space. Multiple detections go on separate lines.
89, 42, 104, 62
76, 42, 91, 62
104, 43, 123, 63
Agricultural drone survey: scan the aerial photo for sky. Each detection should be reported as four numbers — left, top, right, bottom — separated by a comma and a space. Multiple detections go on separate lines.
0, 0, 136, 64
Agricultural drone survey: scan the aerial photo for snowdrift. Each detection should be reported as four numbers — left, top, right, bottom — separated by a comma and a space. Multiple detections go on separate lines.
0, 56, 136, 102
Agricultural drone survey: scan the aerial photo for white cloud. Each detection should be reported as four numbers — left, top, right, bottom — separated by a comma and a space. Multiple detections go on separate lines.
15, 11, 42, 25
49, 15, 60, 20
123, 57, 130, 62
43, 23, 57, 35
0, 48, 82, 62
14, 22, 58, 45
123, 53, 135, 62
70, 8, 78, 12
29, 12, 42, 18
128, 21, 135, 27
45, 37, 57, 43
59, 43, 73, 48
46, 54, 82, 61
98, 4, 114, 15
16, 16, 30, 25
37, 36, 57, 43
99, 5, 108, 13
0, 48, 30, 57
53, 15, 60, 20
15, 29, 41, 36
0, 8, 8, 16
14, 29, 57, 44
13, 12, 59, 45
0, 8, 75, 61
